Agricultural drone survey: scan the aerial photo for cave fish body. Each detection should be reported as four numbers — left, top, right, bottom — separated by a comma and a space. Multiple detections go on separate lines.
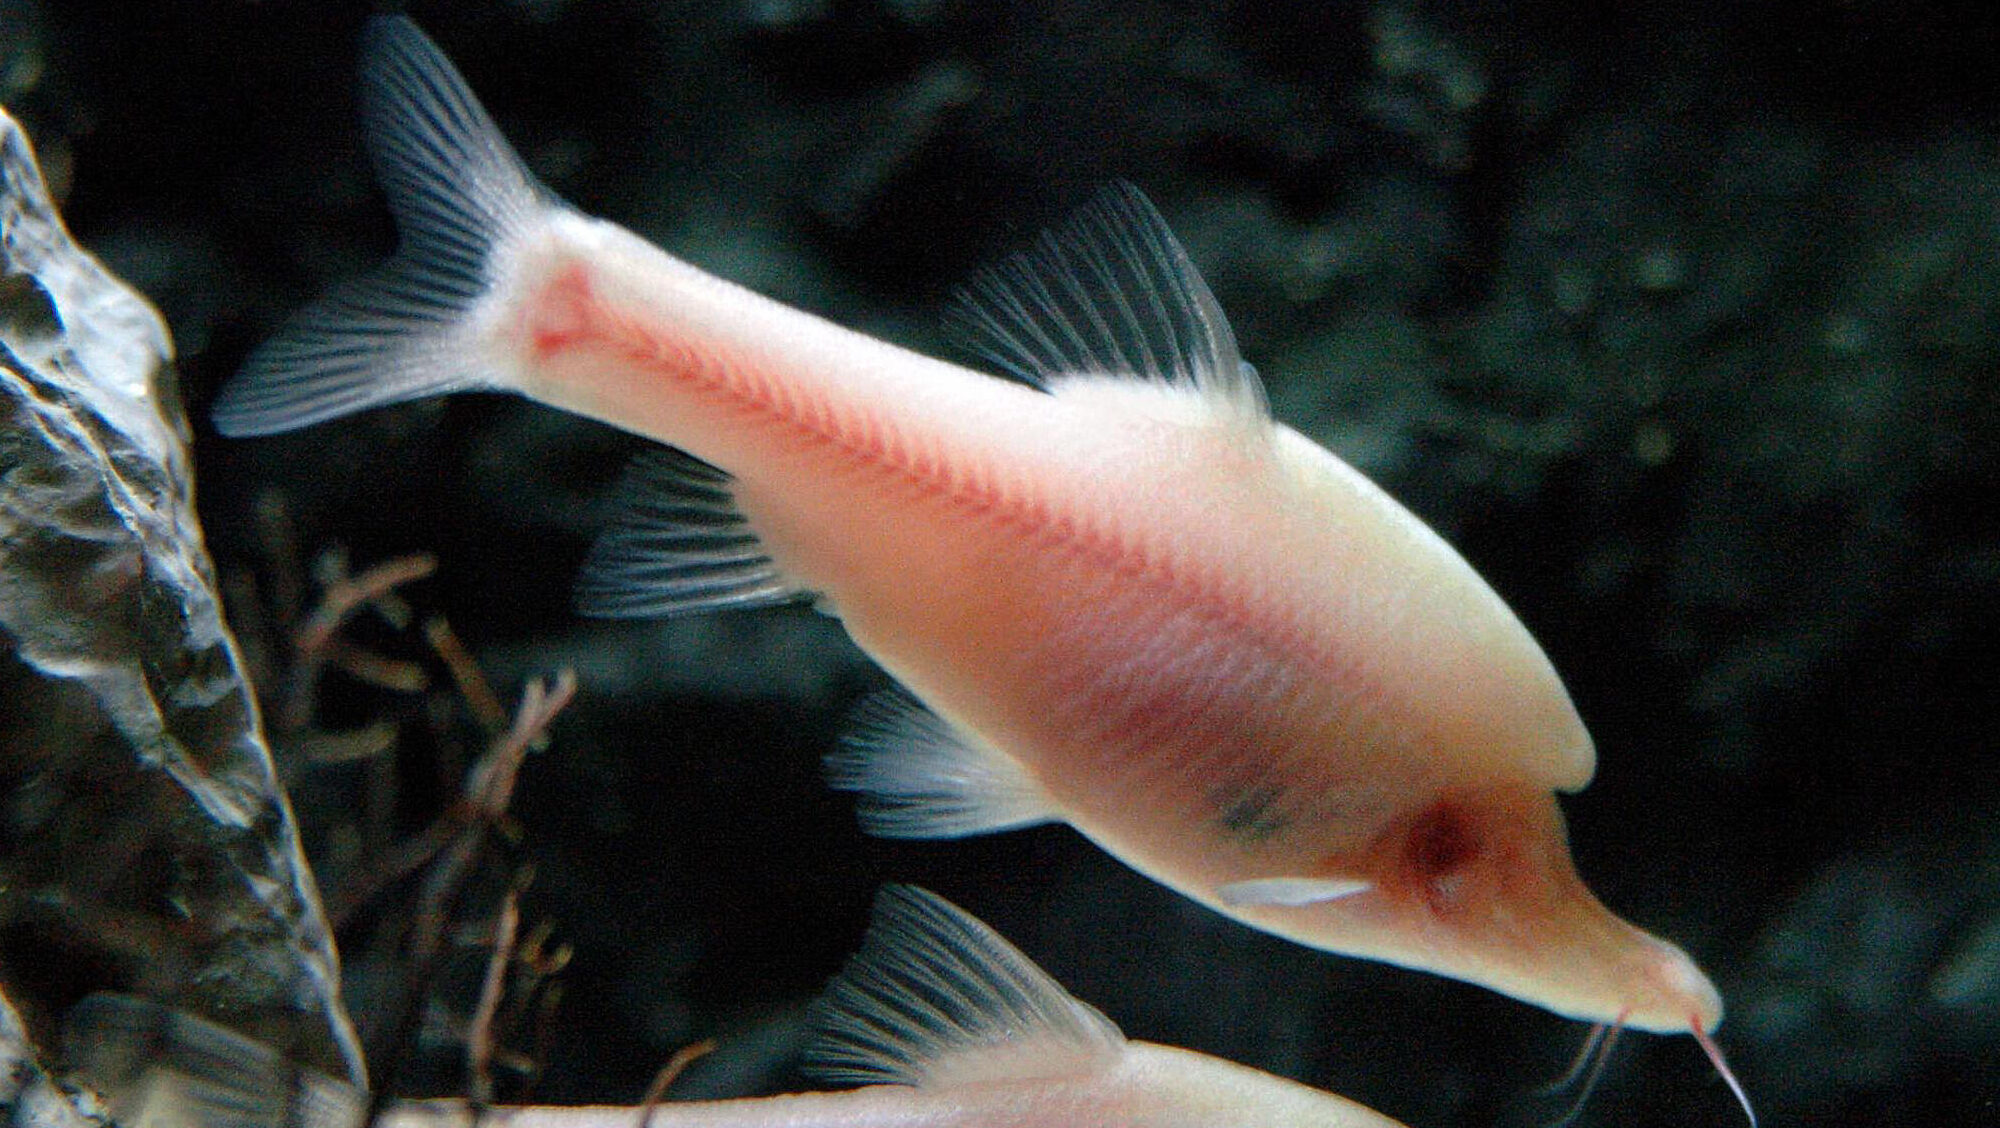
217, 16, 1725, 1038
68, 887, 1411, 1128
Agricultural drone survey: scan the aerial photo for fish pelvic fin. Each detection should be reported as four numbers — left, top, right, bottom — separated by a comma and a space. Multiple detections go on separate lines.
212, 16, 556, 436
804, 885, 1126, 1090
826, 688, 1060, 839
63, 994, 366, 1128
575, 448, 813, 617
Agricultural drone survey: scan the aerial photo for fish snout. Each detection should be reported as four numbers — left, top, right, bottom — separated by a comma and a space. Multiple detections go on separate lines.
1629, 934, 1724, 1034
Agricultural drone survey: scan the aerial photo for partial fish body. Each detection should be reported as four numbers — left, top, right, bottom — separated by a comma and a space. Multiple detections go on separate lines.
218, 17, 1729, 1043
67, 888, 1409, 1128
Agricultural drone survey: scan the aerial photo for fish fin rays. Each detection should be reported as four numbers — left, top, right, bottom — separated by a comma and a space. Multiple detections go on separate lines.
576, 448, 813, 618
213, 15, 553, 436
64, 994, 366, 1128
946, 182, 1269, 425
803, 885, 1126, 1089
826, 689, 1060, 838
1216, 876, 1373, 909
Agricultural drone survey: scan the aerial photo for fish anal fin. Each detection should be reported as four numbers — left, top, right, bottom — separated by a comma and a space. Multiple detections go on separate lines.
1216, 876, 1374, 909
946, 182, 1269, 424
574, 447, 812, 618
825, 689, 1059, 839
804, 886, 1126, 1090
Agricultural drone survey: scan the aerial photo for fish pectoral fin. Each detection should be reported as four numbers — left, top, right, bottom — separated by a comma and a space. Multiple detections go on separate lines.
1216, 876, 1374, 908
947, 182, 1270, 425
65, 994, 366, 1128
804, 886, 1126, 1090
574, 447, 812, 618
825, 688, 1060, 839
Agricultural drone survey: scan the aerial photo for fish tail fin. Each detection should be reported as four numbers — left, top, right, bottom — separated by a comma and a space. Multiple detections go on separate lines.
212, 15, 557, 436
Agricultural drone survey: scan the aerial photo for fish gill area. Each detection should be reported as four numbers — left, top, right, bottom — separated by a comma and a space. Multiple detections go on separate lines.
1, 1, 1996, 1125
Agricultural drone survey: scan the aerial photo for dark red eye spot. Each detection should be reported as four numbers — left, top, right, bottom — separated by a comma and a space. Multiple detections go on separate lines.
1406, 802, 1479, 883
1404, 803, 1482, 915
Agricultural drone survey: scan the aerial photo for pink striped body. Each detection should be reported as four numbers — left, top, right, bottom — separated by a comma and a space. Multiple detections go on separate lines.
460, 216, 1733, 1032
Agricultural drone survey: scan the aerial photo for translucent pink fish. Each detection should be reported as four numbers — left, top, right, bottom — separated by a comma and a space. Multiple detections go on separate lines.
68, 888, 1413, 1128
216, 20, 1749, 1116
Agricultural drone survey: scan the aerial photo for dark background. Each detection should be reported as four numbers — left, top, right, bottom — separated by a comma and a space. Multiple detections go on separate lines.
11, 0, 2000, 1123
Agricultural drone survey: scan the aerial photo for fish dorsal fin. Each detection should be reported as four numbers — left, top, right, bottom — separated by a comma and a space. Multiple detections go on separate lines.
948, 182, 1269, 423
825, 689, 1060, 838
64, 994, 366, 1128
574, 447, 812, 618
804, 886, 1127, 1089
